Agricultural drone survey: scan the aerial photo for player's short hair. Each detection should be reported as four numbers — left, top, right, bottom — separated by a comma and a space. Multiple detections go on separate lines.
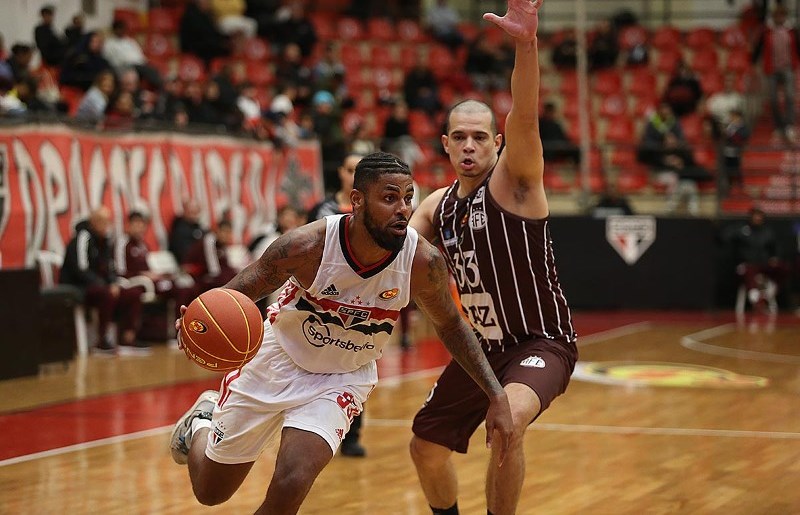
353, 151, 411, 192
128, 211, 147, 222
445, 99, 498, 135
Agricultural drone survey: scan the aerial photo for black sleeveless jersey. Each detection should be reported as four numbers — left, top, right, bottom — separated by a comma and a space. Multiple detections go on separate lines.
433, 175, 577, 351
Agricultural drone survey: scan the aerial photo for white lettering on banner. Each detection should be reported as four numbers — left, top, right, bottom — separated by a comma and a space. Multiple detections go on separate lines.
0, 126, 323, 269
605, 216, 657, 265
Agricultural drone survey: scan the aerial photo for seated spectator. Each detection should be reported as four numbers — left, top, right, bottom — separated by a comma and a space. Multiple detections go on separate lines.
179, 0, 231, 65
75, 69, 115, 123
35, 5, 68, 67
663, 61, 703, 117
169, 199, 206, 263
313, 43, 346, 93
104, 90, 137, 130
249, 204, 306, 262
466, 35, 507, 91
312, 90, 346, 191
154, 75, 186, 125
7, 43, 34, 84
60, 31, 111, 91
274, 43, 311, 91
382, 101, 423, 168
403, 60, 441, 114
181, 219, 238, 293
588, 20, 619, 70
271, 3, 317, 58
706, 73, 746, 136
246, 0, 280, 37
211, 0, 257, 38
637, 102, 711, 215
182, 80, 220, 126
592, 184, 634, 218
540, 102, 580, 165
102, 20, 162, 89
424, 0, 464, 51
60, 206, 144, 352
64, 13, 85, 52
551, 32, 577, 69
237, 81, 262, 130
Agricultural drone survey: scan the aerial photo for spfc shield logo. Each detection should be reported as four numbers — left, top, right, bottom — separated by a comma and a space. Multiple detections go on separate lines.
606, 216, 656, 265
337, 305, 370, 328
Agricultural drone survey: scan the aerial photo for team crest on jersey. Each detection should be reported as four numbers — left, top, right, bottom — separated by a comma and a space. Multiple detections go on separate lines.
606, 216, 656, 265
469, 210, 487, 230
211, 421, 226, 445
337, 305, 370, 327
472, 186, 486, 204
520, 355, 546, 368
379, 288, 399, 300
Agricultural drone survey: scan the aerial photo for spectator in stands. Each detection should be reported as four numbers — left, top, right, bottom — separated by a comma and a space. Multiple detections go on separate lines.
104, 91, 137, 130
274, 43, 311, 92
752, 4, 800, 140
245, 0, 280, 37
14, 77, 53, 113
313, 43, 346, 93
180, 0, 231, 65
60, 31, 111, 91
182, 80, 219, 126
721, 108, 750, 194
211, 0, 257, 38
154, 75, 186, 126
588, 20, 619, 70
210, 62, 240, 114
35, 5, 67, 67
169, 199, 206, 263
237, 81, 262, 130
347, 123, 376, 155
307, 153, 359, 221
103, 19, 162, 90
248, 204, 306, 263
181, 219, 238, 293
637, 102, 711, 215
706, 73, 746, 133
732, 207, 789, 310
551, 31, 577, 69
118, 68, 157, 119
311, 90, 346, 192
424, 0, 464, 51
465, 35, 508, 91
75, 69, 115, 123
60, 206, 144, 352
540, 101, 580, 165
64, 13, 85, 51
7, 43, 34, 84
271, 3, 317, 58
382, 100, 423, 169
591, 184, 634, 217
663, 61, 704, 117
403, 59, 441, 114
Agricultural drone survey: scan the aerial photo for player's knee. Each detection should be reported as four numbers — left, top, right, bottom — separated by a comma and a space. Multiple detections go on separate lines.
269, 466, 316, 498
409, 435, 450, 467
192, 481, 235, 506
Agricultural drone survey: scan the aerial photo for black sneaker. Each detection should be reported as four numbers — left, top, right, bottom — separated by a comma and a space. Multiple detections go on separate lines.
340, 440, 366, 457
94, 339, 116, 355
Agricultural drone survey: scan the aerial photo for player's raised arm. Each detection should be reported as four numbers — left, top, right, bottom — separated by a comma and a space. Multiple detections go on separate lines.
409, 187, 447, 244
225, 219, 326, 302
485, 0, 546, 195
410, 238, 513, 461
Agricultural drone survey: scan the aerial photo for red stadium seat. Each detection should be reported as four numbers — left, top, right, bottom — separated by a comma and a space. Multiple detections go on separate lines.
680, 114, 705, 144
397, 19, 425, 43
339, 42, 364, 67
652, 26, 682, 51
241, 38, 270, 62
604, 117, 635, 145
337, 17, 364, 40
655, 50, 682, 75
598, 94, 628, 118
367, 18, 396, 41
610, 148, 638, 168
245, 62, 274, 86
309, 12, 337, 40
114, 9, 143, 33
685, 27, 716, 50
720, 25, 747, 50
559, 71, 578, 97
372, 68, 399, 91
627, 68, 657, 97
458, 22, 480, 42
543, 168, 572, 192
726, 49, 750, 74
633, 95, 658, 117
618, 25, 649, 51
693, 146, 717, 169
370, 45, 396, 67
690, 49, 719, 73
144, 33, 177, 59
342, 110, 364, 134
616, 168, 650, 193
177, 54, 206, 82
428, 45, 455, 78
700, 71, 724, 95
593, 71, 622, 95
408, 110, 438, 140
399, 45, 419, 71
148, 8, 179, 33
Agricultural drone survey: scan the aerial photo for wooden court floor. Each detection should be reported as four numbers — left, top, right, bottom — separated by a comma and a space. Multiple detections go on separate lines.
1, 311, 798, 514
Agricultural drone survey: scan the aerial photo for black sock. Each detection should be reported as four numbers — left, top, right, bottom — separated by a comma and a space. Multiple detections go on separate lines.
431, 502, 458, 515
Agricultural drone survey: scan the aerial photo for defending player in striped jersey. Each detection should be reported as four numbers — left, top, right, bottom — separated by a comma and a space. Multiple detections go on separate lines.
408, 1, 579, 514
169, 152, 512, 514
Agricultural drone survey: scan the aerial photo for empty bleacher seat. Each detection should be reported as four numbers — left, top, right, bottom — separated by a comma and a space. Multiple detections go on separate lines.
652, 26, 682, 52
685, 27, 716, 50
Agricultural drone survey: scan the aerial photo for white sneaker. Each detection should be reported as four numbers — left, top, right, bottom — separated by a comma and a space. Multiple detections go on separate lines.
170, 390, 219, 465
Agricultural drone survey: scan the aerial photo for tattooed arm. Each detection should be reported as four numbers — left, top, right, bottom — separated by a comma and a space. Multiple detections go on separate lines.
225, 220, 326, 302
410, 238, 513, 461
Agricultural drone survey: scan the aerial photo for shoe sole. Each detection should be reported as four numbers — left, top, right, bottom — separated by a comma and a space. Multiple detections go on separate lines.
170, 390, 219, 465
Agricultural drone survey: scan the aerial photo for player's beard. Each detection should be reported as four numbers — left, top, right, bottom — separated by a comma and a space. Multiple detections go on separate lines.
363, 205, 406, 252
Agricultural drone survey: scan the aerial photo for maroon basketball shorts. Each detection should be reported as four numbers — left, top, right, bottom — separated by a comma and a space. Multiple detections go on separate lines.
412, 338, 577, 453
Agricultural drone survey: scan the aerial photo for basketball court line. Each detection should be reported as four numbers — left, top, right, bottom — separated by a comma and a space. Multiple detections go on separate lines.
681, 323, 800, 364
576, 321, 651, 347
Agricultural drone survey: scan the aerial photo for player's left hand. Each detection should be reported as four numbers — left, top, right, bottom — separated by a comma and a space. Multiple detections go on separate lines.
485, 391, 513, 466
483, 0, 543, 42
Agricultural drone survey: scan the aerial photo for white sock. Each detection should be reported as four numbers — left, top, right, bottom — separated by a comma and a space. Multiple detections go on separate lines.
189, 417, 213, 447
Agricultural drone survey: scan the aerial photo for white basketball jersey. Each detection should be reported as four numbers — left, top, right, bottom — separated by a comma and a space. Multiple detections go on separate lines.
265, 215, 418, 373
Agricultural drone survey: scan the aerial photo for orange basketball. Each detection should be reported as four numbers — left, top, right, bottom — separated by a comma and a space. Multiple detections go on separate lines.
179, 288, 264, 372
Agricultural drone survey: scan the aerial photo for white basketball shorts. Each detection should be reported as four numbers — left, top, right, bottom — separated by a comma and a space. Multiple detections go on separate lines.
204, 320, 377, 464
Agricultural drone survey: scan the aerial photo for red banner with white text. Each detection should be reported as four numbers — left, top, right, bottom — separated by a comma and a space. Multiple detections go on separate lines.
0, 125, 323, 269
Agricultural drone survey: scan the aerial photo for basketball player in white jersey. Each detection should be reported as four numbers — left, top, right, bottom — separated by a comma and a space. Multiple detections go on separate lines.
169, 152, 513, 514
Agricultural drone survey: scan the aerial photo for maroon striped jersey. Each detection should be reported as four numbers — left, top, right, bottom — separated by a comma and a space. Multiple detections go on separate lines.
433, 175, 577, 351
